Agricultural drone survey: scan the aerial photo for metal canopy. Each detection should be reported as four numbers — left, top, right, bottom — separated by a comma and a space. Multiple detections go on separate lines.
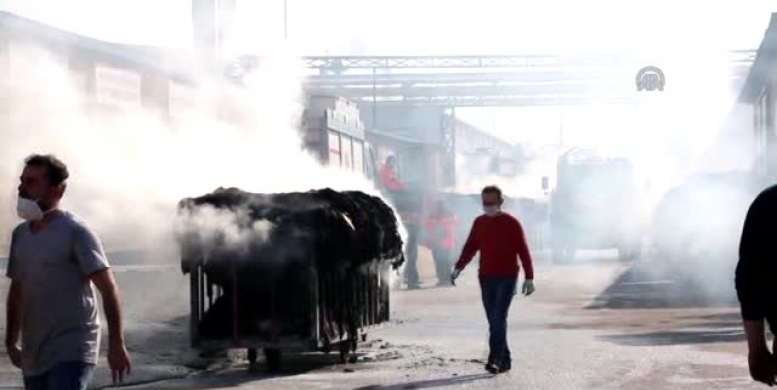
231, 52, 757, 107
301, 51, 757, 70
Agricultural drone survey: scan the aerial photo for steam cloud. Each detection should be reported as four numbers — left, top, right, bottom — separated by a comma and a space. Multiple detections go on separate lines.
174, 203, 276, 259
0, 41, 398, 264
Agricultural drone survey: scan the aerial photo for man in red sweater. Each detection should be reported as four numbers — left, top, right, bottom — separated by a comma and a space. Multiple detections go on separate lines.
451, 185, 535, 374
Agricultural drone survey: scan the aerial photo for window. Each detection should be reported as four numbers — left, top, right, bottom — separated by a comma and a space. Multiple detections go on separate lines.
328, 131, 341, 167
353, 140, 364, 175
341, 135, 354, 171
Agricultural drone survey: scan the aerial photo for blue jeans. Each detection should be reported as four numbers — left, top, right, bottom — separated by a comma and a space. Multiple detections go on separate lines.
23, 361, 95, 390
480, 276, 517, 367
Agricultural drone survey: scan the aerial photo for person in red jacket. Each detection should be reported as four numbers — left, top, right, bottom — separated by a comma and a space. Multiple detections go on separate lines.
379, 156, 405, 192
451, 185, 535, 374
424, 199, 459, 286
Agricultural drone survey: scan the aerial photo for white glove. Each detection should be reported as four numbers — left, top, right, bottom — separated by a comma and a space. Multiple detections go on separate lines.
450, 268, 461, 286
522, 279, 535, 296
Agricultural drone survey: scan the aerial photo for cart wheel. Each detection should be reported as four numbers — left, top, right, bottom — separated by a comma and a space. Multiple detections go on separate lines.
264, 348, 282, 373
322, 342, 332, 355
338, 342, 351, 364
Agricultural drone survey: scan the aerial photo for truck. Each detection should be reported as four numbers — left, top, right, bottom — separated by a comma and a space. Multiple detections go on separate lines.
300, 95, 379, 180
549, 148, 643, 263
300, 96, 422, 288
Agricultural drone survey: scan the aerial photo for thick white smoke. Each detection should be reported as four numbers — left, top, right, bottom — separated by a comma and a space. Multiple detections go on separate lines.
174, 203, 276, 259
0, 41, 404, 265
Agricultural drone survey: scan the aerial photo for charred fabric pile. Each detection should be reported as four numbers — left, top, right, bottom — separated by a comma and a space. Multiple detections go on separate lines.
177, 187, 404, 342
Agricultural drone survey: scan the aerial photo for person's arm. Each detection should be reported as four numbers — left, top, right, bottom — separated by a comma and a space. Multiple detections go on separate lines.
743, 320, 769, 353
513, 219, 534, 280
735, 194, 769, 351
90, 269, 124, 346
454, 219, 480, 271
72, 225, 124, 346
5, 230, 22, 352
5, 280, 22, 345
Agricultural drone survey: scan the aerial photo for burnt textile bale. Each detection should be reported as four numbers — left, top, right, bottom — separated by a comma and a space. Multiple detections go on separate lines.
176, 187, 403, 341
177, 187, 404, 272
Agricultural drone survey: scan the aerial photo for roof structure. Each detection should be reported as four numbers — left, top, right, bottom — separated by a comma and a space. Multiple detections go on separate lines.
0, 11, 200, 83
738, 12, 777, 103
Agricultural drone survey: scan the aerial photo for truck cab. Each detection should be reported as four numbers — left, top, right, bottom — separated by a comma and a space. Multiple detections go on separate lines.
550, 148, 643, 263
300, 95, 376, 179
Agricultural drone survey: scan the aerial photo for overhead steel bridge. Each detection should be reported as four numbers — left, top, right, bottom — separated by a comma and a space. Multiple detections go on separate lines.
231, 51, 757, 107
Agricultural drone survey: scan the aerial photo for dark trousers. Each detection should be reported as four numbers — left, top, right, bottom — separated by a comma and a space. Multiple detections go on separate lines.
480, 276, 517, 367
24, 361, 95, 390
432, 248, 453, 283
404, 225, 420, 287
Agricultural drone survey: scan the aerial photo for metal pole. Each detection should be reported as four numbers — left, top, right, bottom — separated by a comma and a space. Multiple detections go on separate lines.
372, 67, 377, 128
558, 111, 563, 148
283, 0, 288, 39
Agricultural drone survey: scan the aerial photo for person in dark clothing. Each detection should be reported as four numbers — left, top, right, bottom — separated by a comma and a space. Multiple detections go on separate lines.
424, 200, 459, 286
403, 224, 421, 289
736, 185, 777, 386
451, 185, 535, 374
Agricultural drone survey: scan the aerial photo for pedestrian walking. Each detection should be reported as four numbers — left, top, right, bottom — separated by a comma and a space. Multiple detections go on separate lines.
5, 154, 131, 390
736, 185, 777, 386
450, 185, 535, 374
423, 199, 459, 286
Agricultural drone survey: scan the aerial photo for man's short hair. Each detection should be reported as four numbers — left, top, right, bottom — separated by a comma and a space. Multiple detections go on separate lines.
24, 154, 69, 187
481, 185, 503, 199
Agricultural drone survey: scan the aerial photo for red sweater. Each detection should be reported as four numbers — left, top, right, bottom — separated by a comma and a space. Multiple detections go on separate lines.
379, 165, 405, 191
455, 212, 534, 279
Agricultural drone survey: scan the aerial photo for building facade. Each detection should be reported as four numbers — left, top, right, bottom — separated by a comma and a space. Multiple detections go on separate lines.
0, 11, 204, 247
739, 13, 777, 183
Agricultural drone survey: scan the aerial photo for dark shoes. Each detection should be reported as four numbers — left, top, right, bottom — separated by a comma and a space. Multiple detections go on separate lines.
485, 362, 499, 374
485, 359, 511, 374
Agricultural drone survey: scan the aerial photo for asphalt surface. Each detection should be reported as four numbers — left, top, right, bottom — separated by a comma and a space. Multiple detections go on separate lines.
0, 250, 770, 390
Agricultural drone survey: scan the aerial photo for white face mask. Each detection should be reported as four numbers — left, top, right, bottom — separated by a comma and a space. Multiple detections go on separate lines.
483, 205, 500, 216
16, 196, 44, 221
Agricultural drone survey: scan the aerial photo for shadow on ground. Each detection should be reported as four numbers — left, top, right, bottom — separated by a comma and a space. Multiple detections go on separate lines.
586, 260, 739, 310
115, 311, 391, 388
541, 250, 626, 266
599, 328, 745, 346
352, 373, 493, 390
112, 353, 380, 390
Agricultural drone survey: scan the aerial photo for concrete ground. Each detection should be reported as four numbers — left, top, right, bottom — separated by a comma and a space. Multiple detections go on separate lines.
0, 249, 769, 390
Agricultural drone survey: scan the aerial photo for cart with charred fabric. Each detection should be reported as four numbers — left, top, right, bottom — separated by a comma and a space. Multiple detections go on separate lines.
177, 187, 404, 371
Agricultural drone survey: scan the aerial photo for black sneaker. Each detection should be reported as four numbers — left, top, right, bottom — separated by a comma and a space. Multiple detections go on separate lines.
484, 355, 494, 371
485, 362, 499, 374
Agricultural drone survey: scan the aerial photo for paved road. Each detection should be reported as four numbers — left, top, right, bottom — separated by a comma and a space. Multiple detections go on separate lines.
0, 252, 768, 389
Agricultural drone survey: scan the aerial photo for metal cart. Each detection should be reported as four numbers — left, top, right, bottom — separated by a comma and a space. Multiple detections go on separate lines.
185, 257, 393, 371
